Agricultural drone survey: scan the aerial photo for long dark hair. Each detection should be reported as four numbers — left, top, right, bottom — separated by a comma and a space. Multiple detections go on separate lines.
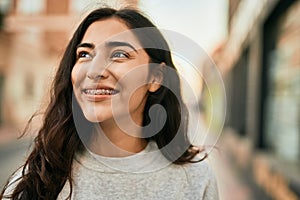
1, 7, 203, 200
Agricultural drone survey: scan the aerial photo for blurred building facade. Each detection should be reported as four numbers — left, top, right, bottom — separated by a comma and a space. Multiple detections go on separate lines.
0, 0, 138, 129
213, 0, 300, 199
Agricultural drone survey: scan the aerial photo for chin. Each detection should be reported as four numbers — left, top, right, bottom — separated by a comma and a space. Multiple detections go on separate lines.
83, 113, 101, 123
82, 110, 111, 123
84, 115, 100, 123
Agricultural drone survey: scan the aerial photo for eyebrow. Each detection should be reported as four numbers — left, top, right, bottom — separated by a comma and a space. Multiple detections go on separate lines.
76, 42, 95, 49
105, 41, 138, 52
76, 41, 138, 52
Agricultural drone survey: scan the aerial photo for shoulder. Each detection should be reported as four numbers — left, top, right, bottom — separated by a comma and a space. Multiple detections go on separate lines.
181, 160, 219, 199
181, 159, 215, 183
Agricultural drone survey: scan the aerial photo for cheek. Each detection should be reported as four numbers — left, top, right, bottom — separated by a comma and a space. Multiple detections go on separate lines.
130, 86, 149, 104
118, 65, 150, 88
71, 64, 83, 86
117, 66, 150, 105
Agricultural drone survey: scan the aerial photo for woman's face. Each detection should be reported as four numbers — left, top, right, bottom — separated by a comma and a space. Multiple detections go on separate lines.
72, 18, 158, 125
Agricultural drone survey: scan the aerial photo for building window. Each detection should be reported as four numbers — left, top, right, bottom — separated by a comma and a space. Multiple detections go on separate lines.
263, 0, 300, 162
70, 0, 136, 14
0, 74, 4, 124
17, 0, 46, 15
70, 0, 103, 14
24, 73, 34, 99
0, 0, 10, 28
227, 48, 249, 135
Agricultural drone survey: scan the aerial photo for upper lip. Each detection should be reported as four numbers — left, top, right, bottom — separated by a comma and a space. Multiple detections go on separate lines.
82, 84, 119, 91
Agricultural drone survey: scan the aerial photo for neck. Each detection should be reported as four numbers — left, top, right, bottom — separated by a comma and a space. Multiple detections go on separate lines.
89, 119, 147, 157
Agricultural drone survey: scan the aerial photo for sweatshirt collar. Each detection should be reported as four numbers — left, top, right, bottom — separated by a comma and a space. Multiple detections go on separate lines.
75, 141, 171, 173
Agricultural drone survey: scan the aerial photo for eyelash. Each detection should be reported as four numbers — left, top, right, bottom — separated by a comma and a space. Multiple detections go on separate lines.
77, 51, 92, 60
110, 50, 130, 59
76, 50, 130, 61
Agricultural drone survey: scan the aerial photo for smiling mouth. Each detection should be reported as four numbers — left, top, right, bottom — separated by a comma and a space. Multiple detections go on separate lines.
83, 88, 119, 95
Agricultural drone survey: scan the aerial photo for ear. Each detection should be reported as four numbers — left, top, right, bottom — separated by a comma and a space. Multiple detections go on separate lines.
149, 62, 165, 92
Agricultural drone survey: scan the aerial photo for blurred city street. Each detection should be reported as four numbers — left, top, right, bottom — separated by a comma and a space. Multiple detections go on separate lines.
211, 131, 270, 200
0, 0, 299, 199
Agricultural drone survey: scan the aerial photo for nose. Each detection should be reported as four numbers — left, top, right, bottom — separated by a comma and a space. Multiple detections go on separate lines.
87, 69, 108, 80
86, 56, 109, 80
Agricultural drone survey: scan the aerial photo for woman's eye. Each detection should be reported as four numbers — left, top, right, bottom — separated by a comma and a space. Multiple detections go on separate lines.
111, 51, 129, 59
77, 51, 92, 60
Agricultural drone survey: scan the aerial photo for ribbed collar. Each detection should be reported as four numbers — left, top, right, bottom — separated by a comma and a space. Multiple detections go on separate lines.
74, 141, 171, 173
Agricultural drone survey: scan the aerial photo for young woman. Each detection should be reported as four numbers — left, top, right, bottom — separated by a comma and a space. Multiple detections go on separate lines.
1, 7, 218, 200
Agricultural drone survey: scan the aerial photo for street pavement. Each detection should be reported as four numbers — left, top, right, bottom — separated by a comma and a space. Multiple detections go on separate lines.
0, 133, 32, 189
209, 148, 253, 200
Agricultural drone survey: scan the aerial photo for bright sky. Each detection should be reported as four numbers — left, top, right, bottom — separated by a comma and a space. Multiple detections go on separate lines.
138, 0, 228, 53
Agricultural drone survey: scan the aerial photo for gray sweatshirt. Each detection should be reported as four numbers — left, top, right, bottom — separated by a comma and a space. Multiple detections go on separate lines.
58, 141, 219, 199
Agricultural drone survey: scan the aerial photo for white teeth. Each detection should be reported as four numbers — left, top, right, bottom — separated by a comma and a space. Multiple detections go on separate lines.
84, 89, 117, 95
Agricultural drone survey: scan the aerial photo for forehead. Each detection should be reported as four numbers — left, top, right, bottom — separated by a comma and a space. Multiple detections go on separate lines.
82, 18, 141, 48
